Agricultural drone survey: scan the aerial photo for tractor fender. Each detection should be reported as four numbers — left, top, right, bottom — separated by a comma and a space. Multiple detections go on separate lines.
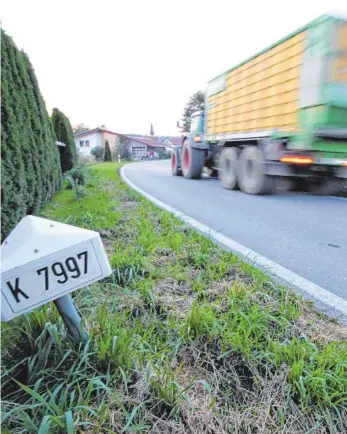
184, 134, 209, 150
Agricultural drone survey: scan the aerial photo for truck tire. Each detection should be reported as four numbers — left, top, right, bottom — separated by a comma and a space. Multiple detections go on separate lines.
238, 146, 274, 195
308, 178, 344, 196
218, 147, 239, 190
171, 147, 182, 176
182, 140, 205, 179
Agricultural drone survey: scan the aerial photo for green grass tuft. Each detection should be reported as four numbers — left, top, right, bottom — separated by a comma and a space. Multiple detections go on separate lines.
2, 163, 346, 433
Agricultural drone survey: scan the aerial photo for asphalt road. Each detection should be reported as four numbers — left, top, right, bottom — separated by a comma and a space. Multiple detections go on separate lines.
123, 160, 347, 303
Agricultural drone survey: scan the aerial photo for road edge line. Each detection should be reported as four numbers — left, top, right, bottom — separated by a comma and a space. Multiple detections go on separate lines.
120, 164, 347, 319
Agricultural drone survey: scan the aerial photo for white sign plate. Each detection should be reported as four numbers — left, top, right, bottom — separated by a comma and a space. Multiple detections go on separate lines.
1, 216, 112, 321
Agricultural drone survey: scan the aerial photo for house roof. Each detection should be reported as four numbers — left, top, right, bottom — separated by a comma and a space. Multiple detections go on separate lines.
74, 129, 167, 149
74, 128, 118, 138
129, 136, 166, 148
164, 137, 183, 146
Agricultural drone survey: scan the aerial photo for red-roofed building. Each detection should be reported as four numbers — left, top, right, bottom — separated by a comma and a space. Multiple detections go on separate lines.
74, 128, 167, 160
128, 136, 166, 159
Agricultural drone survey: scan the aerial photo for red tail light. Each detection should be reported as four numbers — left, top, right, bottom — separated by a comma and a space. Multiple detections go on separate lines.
280, 156, 313, 164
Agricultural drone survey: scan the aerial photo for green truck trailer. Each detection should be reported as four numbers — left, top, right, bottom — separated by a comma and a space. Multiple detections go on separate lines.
171, 14, 347, 194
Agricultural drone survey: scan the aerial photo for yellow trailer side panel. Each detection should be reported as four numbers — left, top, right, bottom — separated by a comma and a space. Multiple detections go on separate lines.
207, 31, 306, 136
332, 22, 347, 83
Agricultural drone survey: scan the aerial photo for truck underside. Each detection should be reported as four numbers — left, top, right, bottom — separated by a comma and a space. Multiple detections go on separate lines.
171, 138, 347, 195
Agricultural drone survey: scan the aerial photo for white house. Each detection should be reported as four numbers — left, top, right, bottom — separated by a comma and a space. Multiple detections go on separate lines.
74, 128, 118, 159
74, 128, 167, 160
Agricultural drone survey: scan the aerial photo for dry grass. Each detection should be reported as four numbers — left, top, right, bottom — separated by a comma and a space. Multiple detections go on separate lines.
2, 163, 346, 434
297, 306, 347, 343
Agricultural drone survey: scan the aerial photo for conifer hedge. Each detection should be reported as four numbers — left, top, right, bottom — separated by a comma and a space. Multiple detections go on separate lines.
51, 108, 77, 172
104, 139, 112, 162
1, 30, 62, 239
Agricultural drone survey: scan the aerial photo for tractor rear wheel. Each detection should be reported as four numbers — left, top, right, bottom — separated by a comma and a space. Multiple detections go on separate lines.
182, 140, 205, 179
171, 146, 182, 176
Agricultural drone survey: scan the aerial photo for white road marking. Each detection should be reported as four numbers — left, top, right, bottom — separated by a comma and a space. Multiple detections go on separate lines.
121, 165, 347, 318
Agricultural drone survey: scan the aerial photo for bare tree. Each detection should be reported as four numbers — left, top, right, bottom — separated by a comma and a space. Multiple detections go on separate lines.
115, 134, 132, 159
72, 123, 89, 134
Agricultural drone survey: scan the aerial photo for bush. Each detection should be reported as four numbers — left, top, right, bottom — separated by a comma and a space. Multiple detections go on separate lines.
64, 166, 88, 189
104, 139, 112, 162
64, 166, 88, 200
91, 146, 104, 160
156, 149, 171, 160
51, 108, 77, 173
65, 176, 86, 200
1, 29, 61, 240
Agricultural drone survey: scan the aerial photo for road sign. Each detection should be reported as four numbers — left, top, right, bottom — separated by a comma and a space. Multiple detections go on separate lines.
1, 216, 112, 321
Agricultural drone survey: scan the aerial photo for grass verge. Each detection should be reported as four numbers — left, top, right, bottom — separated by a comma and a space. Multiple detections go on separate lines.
1, 162, 347, 433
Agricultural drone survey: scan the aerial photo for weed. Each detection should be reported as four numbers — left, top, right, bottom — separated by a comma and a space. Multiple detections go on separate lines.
2, 163, 346, 433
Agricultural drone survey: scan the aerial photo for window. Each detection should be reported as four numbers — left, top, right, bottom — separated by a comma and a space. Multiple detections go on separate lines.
85, 140, 90, 147
298, 28, 326, 108
190, 114, 202, 133
79, 140, 84, 147
132, 146, 146, 157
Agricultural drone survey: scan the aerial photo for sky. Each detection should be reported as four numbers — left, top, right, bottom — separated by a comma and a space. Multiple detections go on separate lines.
2, 0, 347, 136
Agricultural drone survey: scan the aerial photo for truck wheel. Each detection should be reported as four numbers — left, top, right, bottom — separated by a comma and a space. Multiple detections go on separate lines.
218, 147, 239, 190
171, 147, 182, 176
308, 178, 344, 196
182, 140, 205, 179
238, 146, 274, 195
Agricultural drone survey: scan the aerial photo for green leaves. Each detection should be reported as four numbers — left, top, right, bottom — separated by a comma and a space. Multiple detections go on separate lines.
180, 91, 205, 133
1, 30, 61, 240
104, 139, 112, 162
64, 411, 74, 434
51, 108, 77, 173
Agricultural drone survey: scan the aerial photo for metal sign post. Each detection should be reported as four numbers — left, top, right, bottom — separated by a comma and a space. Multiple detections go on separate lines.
1, 216, 112, 344
54, 295, 88, 344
